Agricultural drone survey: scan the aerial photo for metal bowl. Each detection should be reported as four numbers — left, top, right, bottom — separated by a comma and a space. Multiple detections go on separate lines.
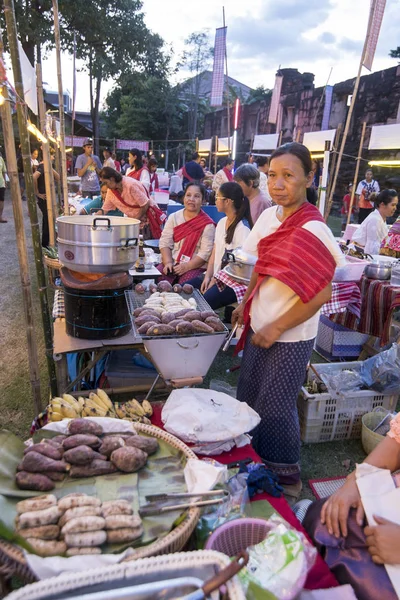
364, 262, 392, 280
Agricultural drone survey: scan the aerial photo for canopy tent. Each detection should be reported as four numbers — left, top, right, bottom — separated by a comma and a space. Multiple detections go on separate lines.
217, 136, 233, 153
303, 129, 337, 153
251, 133, 279, 153
198, 138, 212, 154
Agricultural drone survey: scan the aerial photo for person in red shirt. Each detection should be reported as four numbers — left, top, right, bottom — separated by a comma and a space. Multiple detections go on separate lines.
112, 153, 121, 172
341, 183, 357, 229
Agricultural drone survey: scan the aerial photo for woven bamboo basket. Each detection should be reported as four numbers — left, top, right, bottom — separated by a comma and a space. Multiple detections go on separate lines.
0, 423, 201, 586
361, 409, 389, 455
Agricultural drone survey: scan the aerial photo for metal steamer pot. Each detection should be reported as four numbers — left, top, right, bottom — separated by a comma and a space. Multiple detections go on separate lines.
223, 247, 257, 284
57, 215, 140, 273
364, 261, 392, 280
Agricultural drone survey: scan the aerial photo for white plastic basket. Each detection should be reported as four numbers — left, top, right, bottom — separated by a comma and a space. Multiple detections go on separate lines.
333, 255, 369, 282
297, 361, 399, 443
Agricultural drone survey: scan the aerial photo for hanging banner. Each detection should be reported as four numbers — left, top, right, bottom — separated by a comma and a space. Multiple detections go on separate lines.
321, 85, 333, 131
268, 74, 283, 124
17, 41, 38, 115
363, 0, 386, 71
252, 134, 279, 151
65, 135, 87, 147
198, 139, 212, 153
368, 123, 400, 150
116, 140, 149, 152
217, 137, 233, 152
210, 26, 227, 107
303, 129, 336, 152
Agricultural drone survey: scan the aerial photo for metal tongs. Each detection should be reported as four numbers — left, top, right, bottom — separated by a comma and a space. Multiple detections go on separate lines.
139, 489, 230, 517
222, 323, 238, 352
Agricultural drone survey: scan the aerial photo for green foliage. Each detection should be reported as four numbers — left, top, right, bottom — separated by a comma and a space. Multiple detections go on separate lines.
246, 85, 272, 105
389, 46, 400, 62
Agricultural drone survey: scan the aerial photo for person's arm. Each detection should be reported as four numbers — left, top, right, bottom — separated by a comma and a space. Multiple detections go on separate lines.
32, 170, 41, 196
363, 215, 381, 255
76, 156, 92, 177
252, 281, 332, 349
102, 190, 117, 213
94, 156, 102, 175
52, 169, 60, 182
232, 270, 259, 326
201, 246, 217, 293
140, 170, 150, 192
321, 435, 400, 538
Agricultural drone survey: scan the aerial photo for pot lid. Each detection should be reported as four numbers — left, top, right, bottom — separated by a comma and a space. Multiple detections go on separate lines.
227, 246, 257, 265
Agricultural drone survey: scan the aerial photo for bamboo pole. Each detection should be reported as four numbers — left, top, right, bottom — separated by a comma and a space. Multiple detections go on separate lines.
278, 130, 283, 146
347, 121, 367, 226
52, 0, 69, 215
326, 123, 343, 206
325, 0, 376, 218
36, 63, 56, 247
53, 116, 63, 205
4, 0, 58, 399
0, 29, 43, 415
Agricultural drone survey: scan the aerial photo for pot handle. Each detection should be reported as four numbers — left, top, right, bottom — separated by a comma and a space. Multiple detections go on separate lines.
177, 340, 200, 350
120, 237, 138, 248
90, 208, 104, 215
92, 217, 111, 229
225, 251, 235, 262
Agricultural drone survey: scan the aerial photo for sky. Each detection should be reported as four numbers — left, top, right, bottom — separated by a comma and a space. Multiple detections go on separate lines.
39, 0, 399, 113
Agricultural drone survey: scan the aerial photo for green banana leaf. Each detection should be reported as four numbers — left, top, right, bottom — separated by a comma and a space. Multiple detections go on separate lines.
0, 429, 188, 555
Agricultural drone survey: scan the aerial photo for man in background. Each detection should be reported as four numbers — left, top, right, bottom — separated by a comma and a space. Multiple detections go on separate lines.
356, 168, 380, 224
75, 138, 102, 198
181, 152, 205, 188
103, 147, 115, 169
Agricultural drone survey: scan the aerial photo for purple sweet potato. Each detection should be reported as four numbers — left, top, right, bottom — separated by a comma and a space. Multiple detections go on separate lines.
146, 324, 175, 336
157, 281, 173, 293
138, 322, 156, 335
149, 283, 158, 294
99, 437, 125, 458
200, 311, 217, 321
135, 314, 160, 327
181, 310, 201, 322
191, 320, 214, 334
62, 434, 101, 450
161, 312, 177, 324
68, 419, 104, 436
125, 435, 159, 455
46, 472, 66, 482
176, 321, 195, 335
173, 284, 183, 294
21, 452, 69, 473
135, 283, 145, 294
204, 316, 225, 332
16, 472, 55, 491
24, 443, 64, 461
182, 284, 194, 295
110, 447, 147, 473
63, 445, 96, 465
70, 460, 118, 478
50, 435, 67, 445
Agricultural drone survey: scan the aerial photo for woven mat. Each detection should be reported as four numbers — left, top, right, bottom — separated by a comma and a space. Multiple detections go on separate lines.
309, 477, 346, 500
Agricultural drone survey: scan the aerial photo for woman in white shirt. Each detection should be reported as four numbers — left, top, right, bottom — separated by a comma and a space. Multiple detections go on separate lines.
232, 142, 345, 497
352, 189, 398, 255
125, 148, 151, 192
185, 182, 252, 308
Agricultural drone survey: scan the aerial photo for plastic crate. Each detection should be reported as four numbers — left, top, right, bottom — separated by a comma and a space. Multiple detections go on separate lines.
297, 361, 398, 443
315, 315, 370, 361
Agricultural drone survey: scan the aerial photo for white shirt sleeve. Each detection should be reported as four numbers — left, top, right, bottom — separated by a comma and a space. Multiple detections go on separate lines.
196, 223, 216, 262
356, 181, 364, 195
159, 211, 177, 251
374, 180, 380, 193
140, 169, 151, 192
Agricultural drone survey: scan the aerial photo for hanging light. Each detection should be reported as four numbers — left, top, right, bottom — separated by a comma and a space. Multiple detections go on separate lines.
368, 160, 400, 167
27, 121, 48, 144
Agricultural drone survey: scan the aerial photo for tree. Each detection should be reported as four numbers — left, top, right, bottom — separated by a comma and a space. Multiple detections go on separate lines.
179, 31, 213, 139
246, 86, 272, 105
389, 47, 400, 62
1, 0, 168, 153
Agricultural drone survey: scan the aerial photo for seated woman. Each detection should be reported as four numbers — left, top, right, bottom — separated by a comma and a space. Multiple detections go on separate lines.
303, 413, 400, 600
185, 182, 253, 309
158, 183, 215, 285
380, 212, 400, 258
234, 164, 272, 224
352, 189, 398, 255
79, 182, 123, 216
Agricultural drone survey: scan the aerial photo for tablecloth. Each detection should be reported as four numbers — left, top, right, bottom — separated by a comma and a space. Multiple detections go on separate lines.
322, 282, 361, 318
331, 275, 400, 345
150, 404, 338, 591
214, 269, 247, 303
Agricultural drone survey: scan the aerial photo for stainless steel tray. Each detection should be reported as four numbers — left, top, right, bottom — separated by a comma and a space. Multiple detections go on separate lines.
125, 289, 229, 340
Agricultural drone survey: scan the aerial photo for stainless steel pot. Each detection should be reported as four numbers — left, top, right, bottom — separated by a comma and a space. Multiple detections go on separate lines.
364, 261, 392, 280
224, 247, 256, 283
57, 215, 140, 273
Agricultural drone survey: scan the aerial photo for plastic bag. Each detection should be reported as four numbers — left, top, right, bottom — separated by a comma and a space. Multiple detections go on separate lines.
323, 367, 363, 395
360, 343, 400, 392
238, 514, 317, 600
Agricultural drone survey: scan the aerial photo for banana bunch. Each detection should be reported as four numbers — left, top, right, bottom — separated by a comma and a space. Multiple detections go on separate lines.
47, 389, 116, 422
114, 398, 153, 424
48, 394, 82, 421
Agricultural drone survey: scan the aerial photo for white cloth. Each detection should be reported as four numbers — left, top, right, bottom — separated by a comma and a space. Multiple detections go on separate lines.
159, 209, 215, 263
356, 463, 400, 597
352, 209, 388, 255
103, 157, 115, 169
213, 217, 250, 274
242, 206, 346, 343
259, 171, 273, 203
184, 458, 228, 493
169, 174, 183, 195
212, 168, 229, 192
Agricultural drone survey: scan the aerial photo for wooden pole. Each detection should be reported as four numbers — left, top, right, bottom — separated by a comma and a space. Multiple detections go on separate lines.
0, 29, 43, 415
347, 121, 367, 226
36, 62, 56, 247
326, 123, 342, 203
4, 0, 58, 400
53, 116, 63, 204
52, 0, 69, 215
278, 130, 283, 146
319, 140, 331, 217
214, 136, 218, 174
325, 0, 376, 218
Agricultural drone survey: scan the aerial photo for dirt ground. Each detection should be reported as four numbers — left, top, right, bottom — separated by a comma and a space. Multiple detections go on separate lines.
0, 191, 366, 499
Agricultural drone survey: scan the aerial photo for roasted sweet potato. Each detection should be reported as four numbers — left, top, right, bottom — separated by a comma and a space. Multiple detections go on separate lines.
99, 436, 125, 457
182, 284, 194, 294
63, 445, 96, 465
134, 283, 145, 294
16, 471, 55, 491
125, 435, 159, 455
106, 527, 143, 543
69, 460, 118, 478
174, 308, 192, 318
64, 530, 106, 548
176, 321, 195, 335
26, 539, 67, 557
167, 319, 184, 329
68, 419, 104, 436
58, 495, 101, 511
173, 284, 183, 293
181, 310, 201, 322
146, 324, 175, 336
46, 471, 66, 482
59, 506, 102, 528
205, 316, 225, 332
137, 322, 155, 335
61, 516, 106, 534
200, 311, 217, 320
24, 443, 64, 461
135, 314, 160, 327
161, 312, 177, 324
18, 505, 61, 529
110, 446, 147, 473
157, 281, 173, 293
18, 525, 60, 540
104, 514, 142, 530
21, 452, 69, 474
149, 283, 158, 294
191, 320, 214, 334
63, 434, 101, 450
16, 495, 57, 515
